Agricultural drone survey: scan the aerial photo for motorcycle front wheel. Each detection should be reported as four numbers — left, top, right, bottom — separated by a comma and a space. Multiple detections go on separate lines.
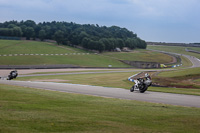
130, 86, 134, 92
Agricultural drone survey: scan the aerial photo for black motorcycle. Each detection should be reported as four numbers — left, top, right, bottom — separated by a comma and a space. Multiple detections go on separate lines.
7, 70, 18, 80
130, 78, 152, 93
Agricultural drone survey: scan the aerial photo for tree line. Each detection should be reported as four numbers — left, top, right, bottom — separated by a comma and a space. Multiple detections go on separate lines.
0, 20, 147, 52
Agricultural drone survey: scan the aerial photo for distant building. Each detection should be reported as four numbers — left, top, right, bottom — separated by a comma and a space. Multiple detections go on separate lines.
122, 47, 131, 52
114, 47, 121, 52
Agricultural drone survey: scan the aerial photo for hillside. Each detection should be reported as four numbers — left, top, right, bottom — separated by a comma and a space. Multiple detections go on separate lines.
0, 20, 146, 52
0, 40, 174, 68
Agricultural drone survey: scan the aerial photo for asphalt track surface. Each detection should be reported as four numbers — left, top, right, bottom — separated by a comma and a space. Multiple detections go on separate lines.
0, 80, 200, 108
148, 49, 200, 68
0, 50, 200, 108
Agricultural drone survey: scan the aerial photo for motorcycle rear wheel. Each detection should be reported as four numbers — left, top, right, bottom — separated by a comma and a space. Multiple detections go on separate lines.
139, 84, 148, 93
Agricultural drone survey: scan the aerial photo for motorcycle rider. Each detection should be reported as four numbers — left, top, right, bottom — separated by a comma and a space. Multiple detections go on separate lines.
7, 69, 18, 80
11, 70, 18, 77
144, 73, 151, 80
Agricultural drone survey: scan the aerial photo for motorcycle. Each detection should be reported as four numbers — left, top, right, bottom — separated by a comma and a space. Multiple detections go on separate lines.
130, 78, 152, 93
7, 70, 18, 80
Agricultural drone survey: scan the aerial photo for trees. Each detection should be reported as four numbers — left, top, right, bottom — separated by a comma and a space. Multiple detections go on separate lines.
54, 30, 64, 45
0, 28, 12, 36
13, 27, 23, 37
24, 27, 34, 40
0, 20, 147, 51
0, 26, 22, 37
24, 20, 36, 28
97, 41, 105, 53
39, 29, 46, 41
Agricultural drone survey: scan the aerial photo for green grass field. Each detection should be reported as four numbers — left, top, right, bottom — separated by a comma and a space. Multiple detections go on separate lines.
0, 40, 175, 67
0, 40, 84, 54
102, 49, 173, 63
157, 67, 200, 77
1, 84, 200, 133
0, 54, 131, 67
0, 40, 130, 67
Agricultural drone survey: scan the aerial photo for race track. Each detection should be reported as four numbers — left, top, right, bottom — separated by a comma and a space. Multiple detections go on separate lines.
0, 49, 200, 108
0, 80, 200, 108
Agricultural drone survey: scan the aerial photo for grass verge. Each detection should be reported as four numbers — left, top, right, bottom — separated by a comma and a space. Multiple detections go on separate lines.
149, 87, 200, 95
157, 67, 200, 77
1, 84, 200, 133
152, 67, 200, 90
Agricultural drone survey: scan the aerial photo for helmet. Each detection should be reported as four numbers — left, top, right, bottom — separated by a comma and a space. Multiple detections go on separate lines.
145, 73, 149, 77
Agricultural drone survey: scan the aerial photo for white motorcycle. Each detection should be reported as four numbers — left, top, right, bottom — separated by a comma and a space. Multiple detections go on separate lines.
130, 78, 152, 93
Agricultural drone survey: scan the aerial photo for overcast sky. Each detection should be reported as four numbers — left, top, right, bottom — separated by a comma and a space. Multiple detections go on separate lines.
0, 0, 200, 43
